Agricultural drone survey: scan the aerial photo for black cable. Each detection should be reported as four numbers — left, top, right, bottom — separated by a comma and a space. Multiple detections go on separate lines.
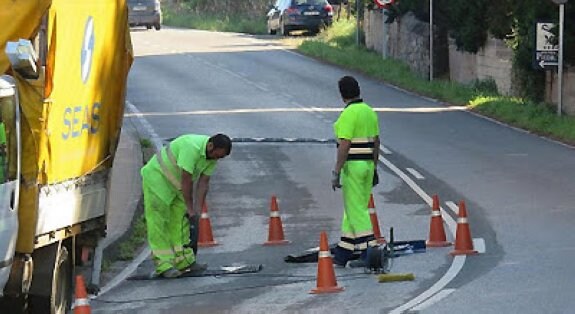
93, 273, 369, 304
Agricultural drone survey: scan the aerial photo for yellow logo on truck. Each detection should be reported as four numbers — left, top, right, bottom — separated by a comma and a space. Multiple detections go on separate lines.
81, 16, 94, 84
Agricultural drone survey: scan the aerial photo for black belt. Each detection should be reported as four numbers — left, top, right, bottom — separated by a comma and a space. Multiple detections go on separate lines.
337, 141, 375, 161
347, 154, 374, 161
336, 142, 375, 160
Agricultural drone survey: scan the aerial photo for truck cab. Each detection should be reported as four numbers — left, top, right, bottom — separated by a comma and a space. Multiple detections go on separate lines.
0, 76, 21, 298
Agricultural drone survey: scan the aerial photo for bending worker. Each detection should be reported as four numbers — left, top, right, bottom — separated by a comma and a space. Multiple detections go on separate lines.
331, 76, 380, 267
141, 133, 232, 278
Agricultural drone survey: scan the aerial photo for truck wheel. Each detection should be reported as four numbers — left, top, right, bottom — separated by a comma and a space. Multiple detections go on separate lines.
0, 295, 28, 313
146, 25, 152, 30
154, 23, 161, 30
28, 244, 72, 314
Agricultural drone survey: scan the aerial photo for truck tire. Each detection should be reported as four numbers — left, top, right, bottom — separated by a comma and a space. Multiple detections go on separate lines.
28, 244, 73, 314
154, 23, 161, 30
0, 295, 28, 313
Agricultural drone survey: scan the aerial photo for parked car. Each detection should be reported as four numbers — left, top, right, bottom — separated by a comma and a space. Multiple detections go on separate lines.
128, 0, 162, 30
267, 0, 333, 36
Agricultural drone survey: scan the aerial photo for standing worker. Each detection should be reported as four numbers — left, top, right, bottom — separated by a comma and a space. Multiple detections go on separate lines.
331, 76, 380, 267
141, 133, 232, 278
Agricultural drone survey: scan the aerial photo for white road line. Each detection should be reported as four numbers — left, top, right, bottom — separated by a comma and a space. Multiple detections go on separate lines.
126, 101, 163, 151
95, 247, 151, 297
473, 238, 486, 254
380, 144, 392, 155
445, 201, 459, 216
390, 256, 465, 314
96, 102, 158, 298
116, 103, 466, 312
446, 201, 486, 254
379, 152, 462, 313
378, 155, 432, 206
191, 56, 270, 92
410, 289, 456, 311
406, 167, 425, 180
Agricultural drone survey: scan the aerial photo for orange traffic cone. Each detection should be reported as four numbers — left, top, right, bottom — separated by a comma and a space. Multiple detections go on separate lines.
450, 201, 478, 256
310, 231, 344, 294
198, 203, 218, 247
368, 194, 386, 244
73, 275, 91, 314
426, 195, 451, 247
264, 195, 290, 245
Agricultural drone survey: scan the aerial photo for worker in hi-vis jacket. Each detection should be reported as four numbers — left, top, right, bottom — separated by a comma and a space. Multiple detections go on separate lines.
141, 133, 232, 278
331, 76, 380, 267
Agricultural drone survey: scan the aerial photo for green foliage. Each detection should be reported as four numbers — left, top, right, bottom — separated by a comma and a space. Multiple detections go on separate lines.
164, 3, 267, 34
447, 0, 489, 53
176, 0, 270, 18
390, 0, 573, 103
314, 18, 356, 48
117, 215, 147, 261
470, 96, 575, 145
163, 0, 269, 34
299, 19, 477, 105
140, 138, 152, 149
299, 22, 575, 146
470, 78, 499, 96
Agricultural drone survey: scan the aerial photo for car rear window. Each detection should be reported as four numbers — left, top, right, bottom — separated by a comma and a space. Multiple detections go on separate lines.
292, 0, 326, 5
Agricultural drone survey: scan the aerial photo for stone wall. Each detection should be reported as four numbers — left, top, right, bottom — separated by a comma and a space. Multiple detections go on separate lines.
363, 9, 575, 115
448, 37, 513, 95
364, 10, 430, 78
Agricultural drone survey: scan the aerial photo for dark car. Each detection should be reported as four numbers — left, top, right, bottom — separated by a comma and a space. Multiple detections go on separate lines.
128, 0, 162, 30
267, 0, 333, 36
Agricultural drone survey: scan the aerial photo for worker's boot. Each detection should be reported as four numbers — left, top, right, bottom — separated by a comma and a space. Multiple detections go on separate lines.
185, 262, 208, 273
162, 267, 182, 278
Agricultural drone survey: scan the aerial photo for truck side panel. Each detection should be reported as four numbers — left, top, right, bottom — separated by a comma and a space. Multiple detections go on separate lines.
1, 0, 132, 253
43, 0, 133, 183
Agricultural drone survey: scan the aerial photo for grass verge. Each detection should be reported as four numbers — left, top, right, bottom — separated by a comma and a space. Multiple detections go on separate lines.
163, 3, 267, 34
297, 19, 575, 146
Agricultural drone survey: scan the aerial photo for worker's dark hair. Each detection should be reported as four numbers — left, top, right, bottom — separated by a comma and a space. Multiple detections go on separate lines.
338, 76, 360, 100
209, 133, 232, 155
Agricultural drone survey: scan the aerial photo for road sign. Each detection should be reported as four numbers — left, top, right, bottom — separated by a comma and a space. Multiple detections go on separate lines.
534, 22, 559, 70
374, 0, 394, 9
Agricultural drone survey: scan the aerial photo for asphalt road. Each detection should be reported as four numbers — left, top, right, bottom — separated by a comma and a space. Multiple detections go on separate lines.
92, 27, 575, 314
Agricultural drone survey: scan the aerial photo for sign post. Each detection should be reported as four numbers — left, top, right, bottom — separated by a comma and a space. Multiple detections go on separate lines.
549, 0, 568, 116
534, 22, 558, 69
430, 0, 433, 81
374, 0, 394, 58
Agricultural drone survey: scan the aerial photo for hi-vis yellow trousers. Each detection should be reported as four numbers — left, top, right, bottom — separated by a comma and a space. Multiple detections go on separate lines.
143, 183, 195, 274
334, 160, 378, 265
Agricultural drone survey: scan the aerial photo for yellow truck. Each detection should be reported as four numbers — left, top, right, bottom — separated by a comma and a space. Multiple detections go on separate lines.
0, 1, 132, 313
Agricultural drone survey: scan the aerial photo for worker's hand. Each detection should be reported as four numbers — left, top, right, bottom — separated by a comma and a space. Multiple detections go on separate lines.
331, 170, 342, 191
